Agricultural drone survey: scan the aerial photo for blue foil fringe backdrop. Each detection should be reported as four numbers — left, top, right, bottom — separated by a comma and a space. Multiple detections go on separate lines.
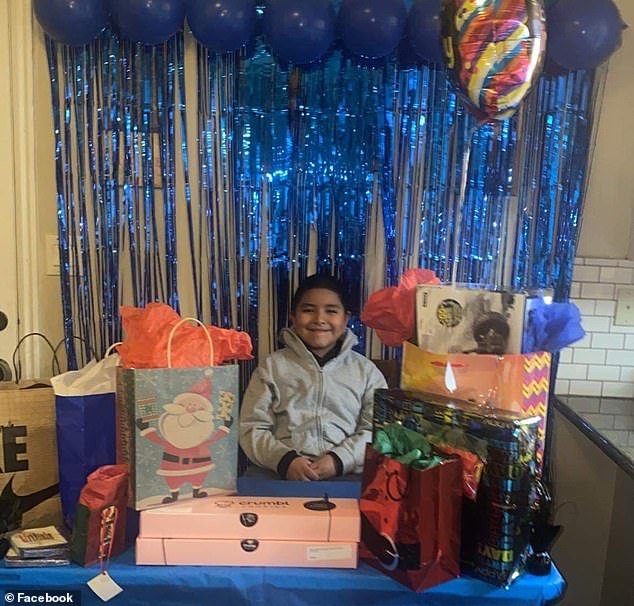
45, 30, 604, 375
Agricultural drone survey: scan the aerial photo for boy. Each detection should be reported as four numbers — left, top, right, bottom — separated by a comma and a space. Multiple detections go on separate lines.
239, 274, 387, 480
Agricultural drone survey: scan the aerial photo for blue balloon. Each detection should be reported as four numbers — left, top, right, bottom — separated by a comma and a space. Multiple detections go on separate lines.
406, 0, 444, 64
263, 0, 335, 65
110, 0, 185, 45
396, 37, 421, 70
338, 0, 407, 59
546, 0, 625, 71
33, 0, 109, 46
186, 0, 256, 53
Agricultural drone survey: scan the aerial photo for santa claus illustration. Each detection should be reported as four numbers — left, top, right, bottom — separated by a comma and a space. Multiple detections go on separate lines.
136, 374, 233, 504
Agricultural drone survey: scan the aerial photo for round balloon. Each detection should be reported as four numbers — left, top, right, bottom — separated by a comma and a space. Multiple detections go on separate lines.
33, 0, 109, 46
186, 0, 257, 53
397, 37, 423, 70
263, 0, 335, 65
110, 0, 185, 45
546, 0, 624, 71
338, 0, 407, 59
407, 0, 444, 64
441, 0, 546, 121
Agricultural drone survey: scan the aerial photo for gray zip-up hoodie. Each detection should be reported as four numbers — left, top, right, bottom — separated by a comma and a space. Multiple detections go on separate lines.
239, 327, 387, 475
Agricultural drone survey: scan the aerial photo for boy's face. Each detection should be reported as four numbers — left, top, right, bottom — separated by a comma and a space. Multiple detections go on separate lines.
291, 288, 350, 357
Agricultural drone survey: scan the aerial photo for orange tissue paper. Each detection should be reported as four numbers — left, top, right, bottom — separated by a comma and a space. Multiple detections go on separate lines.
116, 303, 253, 368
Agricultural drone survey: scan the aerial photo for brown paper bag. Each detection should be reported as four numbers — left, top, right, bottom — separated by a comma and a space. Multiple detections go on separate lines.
0, 382, 63, 533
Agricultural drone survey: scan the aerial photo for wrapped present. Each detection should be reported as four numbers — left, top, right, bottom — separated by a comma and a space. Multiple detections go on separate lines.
401, 341, 550, 472
373, 389, 540, 588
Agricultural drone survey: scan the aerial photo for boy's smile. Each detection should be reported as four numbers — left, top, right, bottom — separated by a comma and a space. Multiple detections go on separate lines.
291, 288, 350, 357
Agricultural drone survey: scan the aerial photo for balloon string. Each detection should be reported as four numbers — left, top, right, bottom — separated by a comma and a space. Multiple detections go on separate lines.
451, 123, 479, 286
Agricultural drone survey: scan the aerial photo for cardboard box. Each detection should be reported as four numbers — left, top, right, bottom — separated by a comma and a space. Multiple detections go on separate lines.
136, 537, 358, 568
136, 496, 360, 568
415, 284, 529, 354
139, 495, 360, 542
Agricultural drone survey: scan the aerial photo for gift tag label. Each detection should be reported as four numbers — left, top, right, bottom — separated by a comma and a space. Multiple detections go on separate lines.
87, 571, 123, 602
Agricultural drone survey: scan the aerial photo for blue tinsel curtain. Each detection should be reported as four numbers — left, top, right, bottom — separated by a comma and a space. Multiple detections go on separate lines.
45, 30, 604, 375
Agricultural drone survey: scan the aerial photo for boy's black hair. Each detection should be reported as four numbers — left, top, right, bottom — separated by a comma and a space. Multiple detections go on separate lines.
290, 273, 350, 313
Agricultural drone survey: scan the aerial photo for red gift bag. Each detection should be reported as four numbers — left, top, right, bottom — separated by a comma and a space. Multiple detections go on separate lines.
70, 464, 129, 566
359, 446, 462, 592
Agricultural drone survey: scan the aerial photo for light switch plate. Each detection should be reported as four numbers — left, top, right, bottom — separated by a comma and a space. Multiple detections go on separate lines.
614, 287, 634, 326
45, 234, 60, 276
45, 234, 76, 276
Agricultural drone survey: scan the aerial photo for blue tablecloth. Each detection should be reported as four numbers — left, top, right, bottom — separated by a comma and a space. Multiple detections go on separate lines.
0, 478, 565, 606
0, 549, 565, 606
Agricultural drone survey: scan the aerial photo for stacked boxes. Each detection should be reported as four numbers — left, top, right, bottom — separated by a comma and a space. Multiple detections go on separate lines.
136, 495, 360, 568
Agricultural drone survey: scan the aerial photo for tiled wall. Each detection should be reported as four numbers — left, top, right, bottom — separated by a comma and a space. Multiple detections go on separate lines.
555, 257, 634, 398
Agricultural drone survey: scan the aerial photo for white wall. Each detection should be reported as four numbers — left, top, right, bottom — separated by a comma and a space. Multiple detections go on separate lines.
33, 21, 63, 362
0, 2, 56, 378
0, 1, 20, 361
556, 257, 634, 404
577, 0, 634, 260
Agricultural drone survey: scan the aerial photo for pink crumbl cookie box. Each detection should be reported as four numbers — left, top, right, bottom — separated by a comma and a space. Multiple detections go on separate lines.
136, 495, 360, 568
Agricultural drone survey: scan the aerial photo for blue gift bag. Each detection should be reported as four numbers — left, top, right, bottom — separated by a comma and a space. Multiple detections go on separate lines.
55, 393, 116, 527
52, 355, 119, 528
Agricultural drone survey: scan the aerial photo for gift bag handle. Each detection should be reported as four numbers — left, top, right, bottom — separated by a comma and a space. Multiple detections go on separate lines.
104, 342, 123, 358
12, 331, 62, 382
167, 318, 215, 368
385, 467, 411, 502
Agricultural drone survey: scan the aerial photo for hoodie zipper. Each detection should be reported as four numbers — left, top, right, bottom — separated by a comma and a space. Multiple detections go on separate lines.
315, 363, 325, 453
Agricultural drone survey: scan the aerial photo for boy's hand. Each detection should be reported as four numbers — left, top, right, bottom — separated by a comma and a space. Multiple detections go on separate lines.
310, 454, 337, 480
287, 457, 320, 481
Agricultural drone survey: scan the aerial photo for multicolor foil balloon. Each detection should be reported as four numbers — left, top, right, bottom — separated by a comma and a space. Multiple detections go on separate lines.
441, 0, 546, 121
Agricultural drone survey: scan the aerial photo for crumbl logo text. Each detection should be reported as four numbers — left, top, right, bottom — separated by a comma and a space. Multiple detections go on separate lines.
214, 499, 290, 508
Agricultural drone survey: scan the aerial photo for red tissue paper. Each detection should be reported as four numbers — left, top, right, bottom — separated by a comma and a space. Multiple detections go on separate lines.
361, 269, 440, 346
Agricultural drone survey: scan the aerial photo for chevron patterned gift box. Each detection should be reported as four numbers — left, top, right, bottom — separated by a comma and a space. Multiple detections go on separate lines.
401, 342, 551, 473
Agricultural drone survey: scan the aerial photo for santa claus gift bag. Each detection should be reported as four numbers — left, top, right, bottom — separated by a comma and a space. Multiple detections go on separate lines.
115, 312, 250, 510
